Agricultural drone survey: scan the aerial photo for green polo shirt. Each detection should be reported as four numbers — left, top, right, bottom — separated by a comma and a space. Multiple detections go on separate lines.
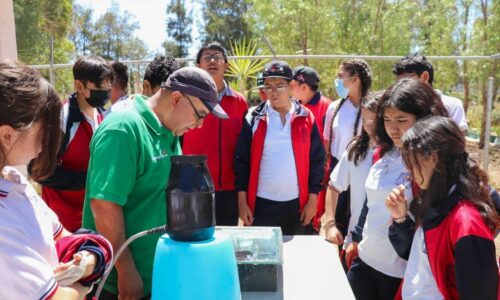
82, 95, 181, 295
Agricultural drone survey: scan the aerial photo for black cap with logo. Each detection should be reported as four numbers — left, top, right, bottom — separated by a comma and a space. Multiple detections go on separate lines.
292, 66, 320, 87
262, 61, 293, 81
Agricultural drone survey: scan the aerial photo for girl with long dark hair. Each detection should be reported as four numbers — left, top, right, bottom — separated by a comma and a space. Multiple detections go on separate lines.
346, 78, 448, 300
324, 91, 383, 270
386, 116, 499, 299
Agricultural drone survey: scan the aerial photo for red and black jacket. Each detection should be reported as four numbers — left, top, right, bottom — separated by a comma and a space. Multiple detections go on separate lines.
304, 92, 332, 230
389, 190, 499, 300
234, 100, 325, 213
303, 91, 331, 139
183, 89, 248, 191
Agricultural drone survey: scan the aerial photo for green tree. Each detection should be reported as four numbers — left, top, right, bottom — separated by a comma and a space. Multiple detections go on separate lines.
201, 0, 253, 50
69, 4, 94, 56
467, 0, 499, 148
90, 2, 149, 60
14, 0, 72, 64
165, 0, 192, 58
14, 0, 74, 94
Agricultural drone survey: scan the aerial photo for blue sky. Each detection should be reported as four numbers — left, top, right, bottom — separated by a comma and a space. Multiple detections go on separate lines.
75, 0, 201, 57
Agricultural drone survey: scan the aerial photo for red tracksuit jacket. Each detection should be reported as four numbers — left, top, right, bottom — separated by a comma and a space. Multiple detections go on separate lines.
234, 100, 325, 213
183, 88, 248, 191
389, 191, 499, 300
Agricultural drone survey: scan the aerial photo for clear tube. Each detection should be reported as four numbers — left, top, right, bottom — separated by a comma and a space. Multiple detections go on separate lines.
94, 225, 167, 299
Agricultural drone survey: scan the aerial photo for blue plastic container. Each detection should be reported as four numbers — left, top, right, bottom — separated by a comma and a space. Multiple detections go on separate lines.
152, 231, 241, 300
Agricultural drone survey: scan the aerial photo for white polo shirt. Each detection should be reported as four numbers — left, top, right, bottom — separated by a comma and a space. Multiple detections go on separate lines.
323, 98, 362, 159
329, 147, 374, 249
0, 167, 62, 300
435, 90, 468, 131
402, 227, 444, 299
359, 148, 413, 278
257, 101, 299, 201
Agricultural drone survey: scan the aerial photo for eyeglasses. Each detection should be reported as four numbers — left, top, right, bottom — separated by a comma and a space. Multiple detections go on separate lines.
184, 94, 208, 122
201, 54, 225, 63
263, 85, 288, 94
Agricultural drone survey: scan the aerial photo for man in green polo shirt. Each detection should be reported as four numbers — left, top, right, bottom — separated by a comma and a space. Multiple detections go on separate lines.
82, 66, 228, 299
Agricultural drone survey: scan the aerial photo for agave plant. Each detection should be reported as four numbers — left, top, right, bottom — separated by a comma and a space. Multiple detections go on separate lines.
226, 38, 269, 98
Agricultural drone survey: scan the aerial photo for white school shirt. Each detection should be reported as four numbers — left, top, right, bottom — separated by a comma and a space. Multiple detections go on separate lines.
402, 227, 444, 300
257, 102, 299, 201
435, 90, 468, 131
323, 98, 362, 159
329, 147, 374, 249
0, 167, 62, 300
359, 148, 413, 278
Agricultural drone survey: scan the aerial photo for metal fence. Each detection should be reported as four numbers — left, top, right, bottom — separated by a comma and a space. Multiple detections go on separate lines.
31, 54, 498, 171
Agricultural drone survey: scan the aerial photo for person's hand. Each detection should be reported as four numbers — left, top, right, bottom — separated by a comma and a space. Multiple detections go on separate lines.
325, 225, 344, 245
239, 202, 254, 225
117, 267, 144, 300
54, 251, 96, 286
76, 251, 96, 277
385, 185, 408, 219
345, 242, 358, 269
300, 195, 317, 225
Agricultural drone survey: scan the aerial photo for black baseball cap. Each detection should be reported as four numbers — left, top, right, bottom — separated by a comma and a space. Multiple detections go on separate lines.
262, 61, 293, 80
161, 66, 228, 119
293, 66, 320, 86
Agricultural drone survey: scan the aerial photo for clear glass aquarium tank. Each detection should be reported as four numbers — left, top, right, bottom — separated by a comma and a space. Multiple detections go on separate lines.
216, 227, 283, 291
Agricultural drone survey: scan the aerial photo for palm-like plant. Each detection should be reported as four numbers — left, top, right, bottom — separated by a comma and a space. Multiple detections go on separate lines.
226, 38, 269, 97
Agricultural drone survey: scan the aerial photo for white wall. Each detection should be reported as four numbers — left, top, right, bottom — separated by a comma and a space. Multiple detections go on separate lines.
0, 0, 17, 60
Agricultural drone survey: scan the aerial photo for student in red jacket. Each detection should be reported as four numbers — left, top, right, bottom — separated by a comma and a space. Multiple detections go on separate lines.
235, 61, 325, 235
183, 42, 248, 225
36, 55, 113, 232
291, 66, 332, 233
386, 116, 499, 299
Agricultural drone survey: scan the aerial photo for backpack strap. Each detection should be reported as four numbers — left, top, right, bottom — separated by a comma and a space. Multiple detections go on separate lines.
58, 93, 84, 159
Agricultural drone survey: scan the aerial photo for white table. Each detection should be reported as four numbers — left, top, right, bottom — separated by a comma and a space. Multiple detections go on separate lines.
242, 235, 355, 300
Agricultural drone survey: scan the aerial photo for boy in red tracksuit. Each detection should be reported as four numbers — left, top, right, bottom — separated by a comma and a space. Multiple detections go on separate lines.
235, 61, 325, 235
291, 66, 332, 233
182, 42, 248, 226
36, 55, 113, 231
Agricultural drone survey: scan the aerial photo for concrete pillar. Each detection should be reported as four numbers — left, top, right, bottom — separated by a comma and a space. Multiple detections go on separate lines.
0, 0, 18, 60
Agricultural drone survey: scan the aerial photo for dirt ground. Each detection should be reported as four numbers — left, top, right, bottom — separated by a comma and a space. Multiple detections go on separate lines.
466, 140, 500, 190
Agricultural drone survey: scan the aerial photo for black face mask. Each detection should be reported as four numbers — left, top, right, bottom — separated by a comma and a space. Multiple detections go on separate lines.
85, 89, 110, 107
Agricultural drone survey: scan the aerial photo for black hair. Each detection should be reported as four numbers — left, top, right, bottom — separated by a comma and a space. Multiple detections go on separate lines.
196, 42, 228, 64
348, 91, 383, 165
326, 59, 373, 152
375, 78, 448, 156
341, 59, 372, 98
307, 84, 319, 92
402, 116, 498, 232
73, 55, 114, 88
111, 61, 129, 91
392, 54, 434, 85
0, 60, 62, 179
143, 55, 180, 89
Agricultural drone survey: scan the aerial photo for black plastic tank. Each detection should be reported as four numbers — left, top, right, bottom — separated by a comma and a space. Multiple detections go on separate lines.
165, 155, 215, 241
